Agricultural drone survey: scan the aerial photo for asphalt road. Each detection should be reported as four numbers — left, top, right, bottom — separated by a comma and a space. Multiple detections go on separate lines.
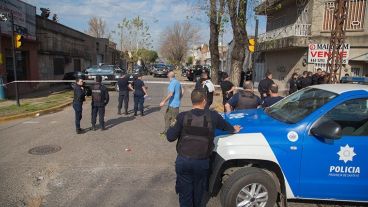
0, 77, 365, 207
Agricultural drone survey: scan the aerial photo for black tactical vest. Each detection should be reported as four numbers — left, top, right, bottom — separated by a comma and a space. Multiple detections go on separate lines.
177, 111, 213, 159
92, 84, 102, 104
235, 91, 259, 110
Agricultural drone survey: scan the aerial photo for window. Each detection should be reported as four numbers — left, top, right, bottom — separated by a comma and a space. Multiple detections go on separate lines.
323, 98, 368, 136
266, 88, 338, 124
323, 0, 366, 31
53, 58, 65, 75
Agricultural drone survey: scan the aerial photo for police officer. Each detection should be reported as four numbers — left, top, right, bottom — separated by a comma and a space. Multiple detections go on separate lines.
91, 75, 109, 130
73, 78, 86, 134
258, 71, 274, 99
117, 74, 133, 115
262, 84, 284, 108
167, 89, 241, 207
133, 74, 148, 116
225, 81, 261, 112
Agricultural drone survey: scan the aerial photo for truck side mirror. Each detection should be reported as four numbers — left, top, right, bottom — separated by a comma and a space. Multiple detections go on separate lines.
311, 118, 342, 140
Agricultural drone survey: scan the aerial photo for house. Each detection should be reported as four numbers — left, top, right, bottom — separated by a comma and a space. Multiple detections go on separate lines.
254, 0, 368, 88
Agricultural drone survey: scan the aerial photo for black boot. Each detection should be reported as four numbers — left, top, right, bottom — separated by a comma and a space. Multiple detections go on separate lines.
125, 110, 128, 115
141, 111, 144, 116
91, 125, 96, 131
76, 128, 83, 134
118, 109, 122, 115
134, 112, 137, 116
101, 126, 106, 131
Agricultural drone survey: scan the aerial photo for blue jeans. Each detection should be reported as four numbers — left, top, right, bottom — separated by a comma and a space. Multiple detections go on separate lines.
91, 106, 105, 127
175, 156, 209, 207
73, 103, 82, 130
134, 95, 144, 114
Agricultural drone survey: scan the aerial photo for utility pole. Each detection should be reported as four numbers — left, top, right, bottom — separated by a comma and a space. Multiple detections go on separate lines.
326, 0, 348, 83
252, 17, 259, 83
10, 12, 20, 106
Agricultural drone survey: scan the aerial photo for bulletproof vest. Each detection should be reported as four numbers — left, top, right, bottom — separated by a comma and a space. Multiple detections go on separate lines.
92, 84, 102, 104
236, 91, 259, 110
177, 111, 213, 159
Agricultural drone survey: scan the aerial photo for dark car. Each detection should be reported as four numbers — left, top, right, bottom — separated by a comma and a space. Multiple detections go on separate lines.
114, 74, 136, 91
133, 65, 148, 76
151, 64, 169, 77
186, 65, 210, 81
83, 64, 124, 89
63, 71, 85, 81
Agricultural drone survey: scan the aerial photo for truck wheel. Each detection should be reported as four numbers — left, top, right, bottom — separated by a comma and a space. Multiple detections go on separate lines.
220, 167, 277, 207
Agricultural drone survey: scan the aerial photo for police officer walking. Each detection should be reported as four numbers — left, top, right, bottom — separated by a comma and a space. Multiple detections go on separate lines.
117, 74, 133, 115
73, 78, 86, 134
91, 75, 109, 130
167, 89, 241, 207
225, 81, 261, 112
133, 74, 148, 116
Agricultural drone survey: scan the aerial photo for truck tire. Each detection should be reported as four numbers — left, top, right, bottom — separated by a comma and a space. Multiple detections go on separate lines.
220, 167, 277, 207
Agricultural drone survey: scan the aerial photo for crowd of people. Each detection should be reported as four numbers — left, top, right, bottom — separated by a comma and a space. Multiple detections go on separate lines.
289, 68, 341, 94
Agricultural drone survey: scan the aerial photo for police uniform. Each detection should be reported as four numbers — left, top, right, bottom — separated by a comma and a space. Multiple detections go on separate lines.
258, 77, 274, 99
289, 78, 299, 94
133, 78, 146, 116
167, 109, 236, 207
91, 82, 109, 130
227, 91, 261, 110
262, 96, 284, 108
73, 84, 86, 133
117, 76, 130, 115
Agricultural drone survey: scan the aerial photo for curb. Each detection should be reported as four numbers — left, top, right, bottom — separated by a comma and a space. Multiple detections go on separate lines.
0, 101, 73, 123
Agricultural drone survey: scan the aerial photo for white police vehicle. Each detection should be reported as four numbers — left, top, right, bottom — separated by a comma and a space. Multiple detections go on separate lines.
209, 84, 368, 207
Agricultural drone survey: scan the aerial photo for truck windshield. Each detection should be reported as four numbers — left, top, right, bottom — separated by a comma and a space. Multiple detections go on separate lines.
265, 88, 338, 124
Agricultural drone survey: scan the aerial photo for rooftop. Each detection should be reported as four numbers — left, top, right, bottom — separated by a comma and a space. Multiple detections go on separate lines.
310, 84, 368, 94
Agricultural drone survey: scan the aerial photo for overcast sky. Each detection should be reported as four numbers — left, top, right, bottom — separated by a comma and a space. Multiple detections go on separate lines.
24, 0, 266, 50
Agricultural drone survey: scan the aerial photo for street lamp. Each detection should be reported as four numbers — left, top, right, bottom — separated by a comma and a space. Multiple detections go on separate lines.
0, 11, 20, 106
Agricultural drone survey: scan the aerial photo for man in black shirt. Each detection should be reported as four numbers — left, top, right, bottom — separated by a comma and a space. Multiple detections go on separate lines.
258, 71, 274, 99
117, 74, 133, 115
91, 75, 109, 130
312, 68, 322, 85
220, 73, 235, 111
225, 81, 261, 112
73, 78, 86, 134
167, 89, 241, 207
262, 84, 284, 108
133, 75, 148, 116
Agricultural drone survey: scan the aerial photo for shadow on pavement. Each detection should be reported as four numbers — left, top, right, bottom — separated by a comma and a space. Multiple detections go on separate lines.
104, 115, 136, 130
144, 106, 162, 116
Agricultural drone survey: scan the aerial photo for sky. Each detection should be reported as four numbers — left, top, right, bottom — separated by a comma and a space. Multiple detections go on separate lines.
24, 0, 266, 50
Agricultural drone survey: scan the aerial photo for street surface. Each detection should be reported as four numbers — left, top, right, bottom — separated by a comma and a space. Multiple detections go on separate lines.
0, 77, 365, 207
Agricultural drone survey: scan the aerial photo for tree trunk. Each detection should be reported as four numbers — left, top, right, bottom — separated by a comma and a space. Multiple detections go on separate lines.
227, 0, 248, 87
209, 0, 220, 84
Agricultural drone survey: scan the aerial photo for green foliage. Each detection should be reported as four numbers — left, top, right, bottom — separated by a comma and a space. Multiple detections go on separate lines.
135, 48, 158, 63
186, 56, 193, 65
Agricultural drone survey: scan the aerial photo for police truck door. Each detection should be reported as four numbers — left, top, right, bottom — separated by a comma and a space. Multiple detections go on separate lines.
299, 97, 368, 202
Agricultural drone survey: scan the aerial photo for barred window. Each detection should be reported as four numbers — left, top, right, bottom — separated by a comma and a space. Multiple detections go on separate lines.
323, 0, 366, 31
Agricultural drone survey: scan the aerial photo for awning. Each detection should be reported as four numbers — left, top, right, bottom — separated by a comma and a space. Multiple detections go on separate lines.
350, 53, 368, 62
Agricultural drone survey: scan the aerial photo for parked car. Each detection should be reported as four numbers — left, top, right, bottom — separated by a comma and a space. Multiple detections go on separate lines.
62, 71, 85, 81
83, 64, 123, 89
209, 84, 368, 207
151, 64, 169, 77
133, 65, 148, 76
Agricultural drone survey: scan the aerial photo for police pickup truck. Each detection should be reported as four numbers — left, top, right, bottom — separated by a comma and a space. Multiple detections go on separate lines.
210, 84, 368, 207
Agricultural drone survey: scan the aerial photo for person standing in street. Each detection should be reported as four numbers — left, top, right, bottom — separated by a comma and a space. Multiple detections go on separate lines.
91, 75, 109, 131
262, 84, 284, 108
225, 81, 261, 112
200, 77, 215, 109
73, 78, 86, 134
258, 71, 274, 99
133, 74, 148, 116
220, 72, 236, 111
289, 73, 299, 94
195, 72, 209, 89
167, 89, 241, 207
160, 71, 183, 135
117, 74, 133, 115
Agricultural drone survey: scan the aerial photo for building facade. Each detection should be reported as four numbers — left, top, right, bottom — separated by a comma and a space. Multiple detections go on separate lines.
255, 0, 368, 88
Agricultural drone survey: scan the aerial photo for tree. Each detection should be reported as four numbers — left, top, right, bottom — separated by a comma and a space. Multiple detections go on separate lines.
209, 0, 226, 84
136, 48, 158, 63
227, 0, 248, 87
88, 16, 107, 38
159, 22, 199, 66
186, 56, 194, 65
116, 16, 152, 52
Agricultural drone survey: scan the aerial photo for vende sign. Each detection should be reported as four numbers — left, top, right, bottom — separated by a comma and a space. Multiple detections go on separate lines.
308, 44, 350, 64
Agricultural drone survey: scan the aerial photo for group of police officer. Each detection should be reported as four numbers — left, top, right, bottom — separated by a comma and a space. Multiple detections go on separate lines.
72, 72, 278, 207
72, 74, 148, 134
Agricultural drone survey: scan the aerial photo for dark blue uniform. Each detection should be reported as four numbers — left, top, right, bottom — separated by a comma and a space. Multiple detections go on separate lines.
117, 76, 130, 114
262, 96, 284, 108
167, 109, 235, 207
133, 79, 145, 115
73, 84, 86, 131
258, 78, 274, 99
91, 83, 109, 129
